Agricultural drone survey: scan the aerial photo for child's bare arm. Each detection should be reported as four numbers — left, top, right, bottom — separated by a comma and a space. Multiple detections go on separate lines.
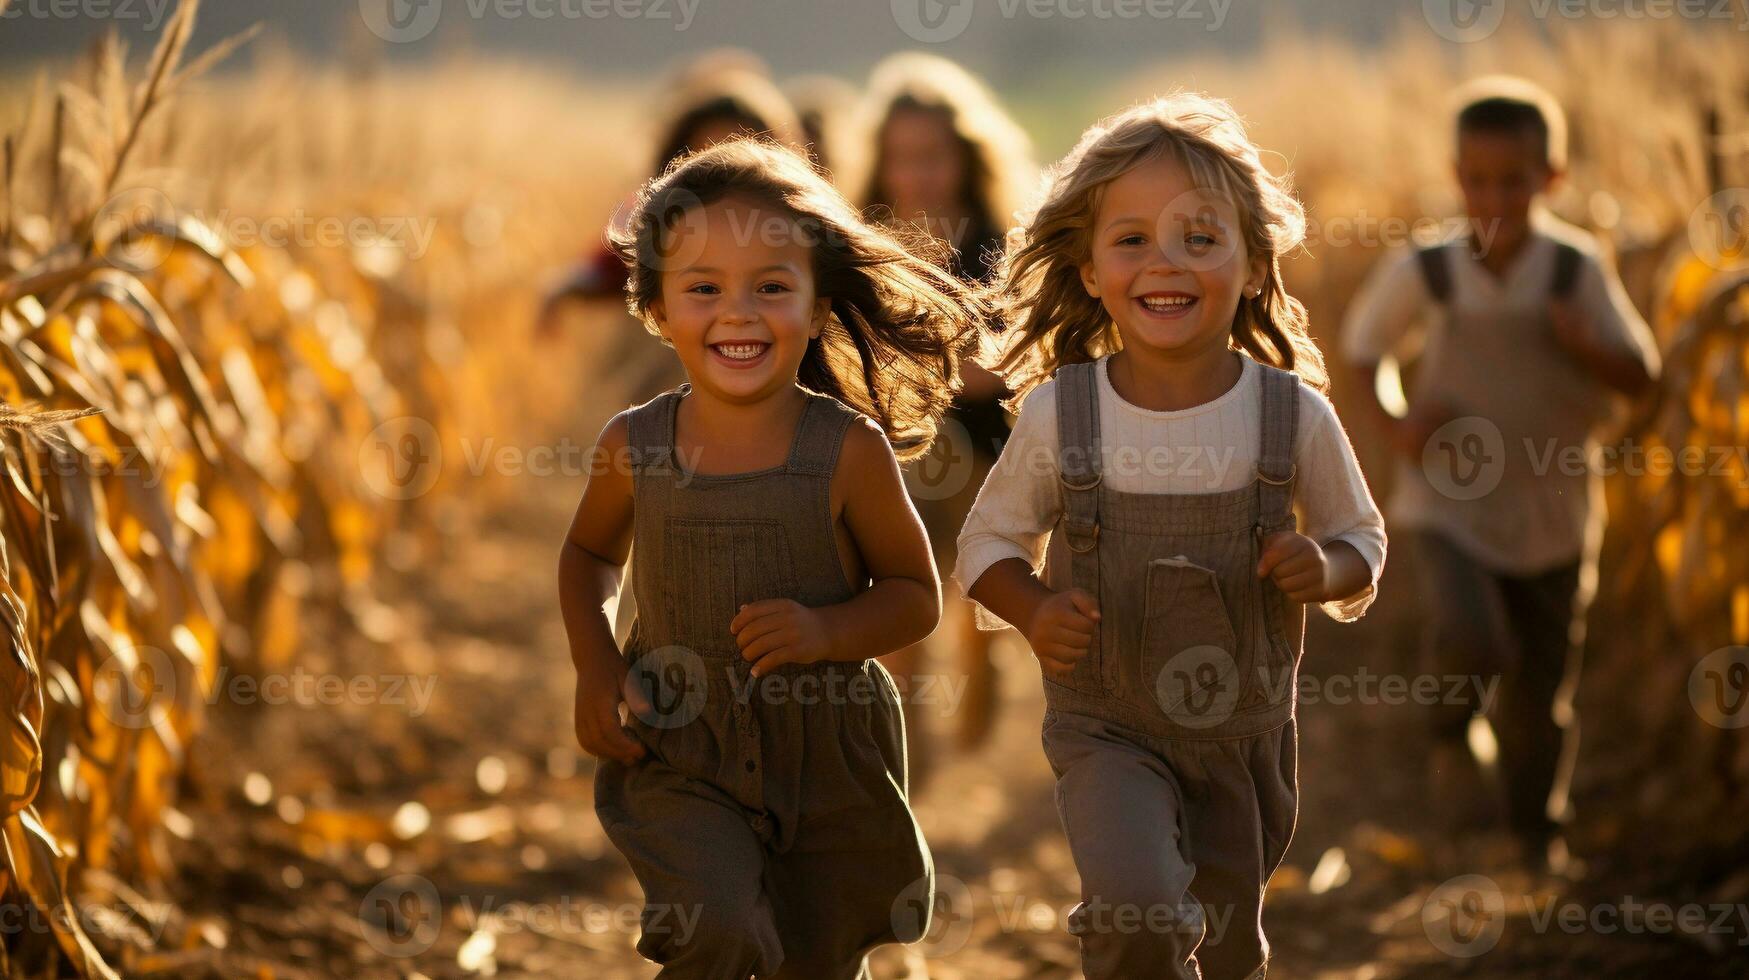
1257, 534, 1371, 605
1548, 298, 1655, 396
559, 411, 645, 764
966, 557, 1099, 679
731, 418, 939, 675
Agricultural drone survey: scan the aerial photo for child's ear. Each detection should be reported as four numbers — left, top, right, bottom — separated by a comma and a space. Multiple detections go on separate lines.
810, 297, 830, 337
649, 299, 671, 340
1078, 259, 1101, 299
1244, 253, 1269, 301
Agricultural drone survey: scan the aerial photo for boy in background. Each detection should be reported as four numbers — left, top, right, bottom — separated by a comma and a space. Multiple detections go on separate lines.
1342, 76, 1659, 873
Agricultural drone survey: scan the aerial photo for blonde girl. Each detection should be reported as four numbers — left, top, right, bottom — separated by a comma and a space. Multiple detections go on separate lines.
560, 139, 979, 977
956, 94, 1387, 979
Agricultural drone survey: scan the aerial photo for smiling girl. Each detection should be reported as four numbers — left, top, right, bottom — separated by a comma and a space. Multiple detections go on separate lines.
558, 138, 979, 978
956, 95, 1387, 979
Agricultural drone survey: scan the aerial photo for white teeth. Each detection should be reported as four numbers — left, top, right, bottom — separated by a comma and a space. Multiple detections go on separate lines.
1140, 295, 1194, 310
714, 343, 767, 360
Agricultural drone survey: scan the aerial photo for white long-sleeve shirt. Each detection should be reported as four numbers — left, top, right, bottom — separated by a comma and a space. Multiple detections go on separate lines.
954, 353, 1387, 626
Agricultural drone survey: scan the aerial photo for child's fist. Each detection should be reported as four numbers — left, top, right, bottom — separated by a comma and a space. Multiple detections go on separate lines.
1257, 531, 1330, 603
1548, 297, 1599, 356
573, 653, 647, 765
733, 599, 832, 677
1025, 587, 1101, 679
1390, 400, 1457, 460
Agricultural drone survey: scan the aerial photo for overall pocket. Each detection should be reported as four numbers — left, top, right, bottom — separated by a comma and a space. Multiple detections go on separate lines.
1141, 556, 1242, 730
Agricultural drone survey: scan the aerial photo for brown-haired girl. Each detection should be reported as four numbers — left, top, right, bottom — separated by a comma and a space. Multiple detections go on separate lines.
858, 51, 1036, 755
560, 138, 979, 977
957, 94, 1387, 978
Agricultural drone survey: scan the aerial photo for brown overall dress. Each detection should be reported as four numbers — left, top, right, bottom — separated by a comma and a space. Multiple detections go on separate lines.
1038, 358, 1304, 980
593, 383, 933, 979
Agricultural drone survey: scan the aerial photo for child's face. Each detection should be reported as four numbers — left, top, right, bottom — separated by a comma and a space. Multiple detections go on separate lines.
1454, 128, 1555, 250
1079, 152, 1264, 361
879, 107, 968, 224
650, 197, 830, 403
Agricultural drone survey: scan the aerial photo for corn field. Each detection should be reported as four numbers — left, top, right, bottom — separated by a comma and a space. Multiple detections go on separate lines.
1, 2, 1746, 976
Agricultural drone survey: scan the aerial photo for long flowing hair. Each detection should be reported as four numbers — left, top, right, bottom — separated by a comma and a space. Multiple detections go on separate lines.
611, 139, 985, 460
991, 92, 1327, 406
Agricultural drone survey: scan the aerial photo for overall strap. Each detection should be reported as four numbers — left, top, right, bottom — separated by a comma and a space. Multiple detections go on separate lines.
1415, 243, 1454, 305
1254, 362, 1300, 535
625, 388, 682, 477
786, 392, 859, 477
1054, 361, 1102, 553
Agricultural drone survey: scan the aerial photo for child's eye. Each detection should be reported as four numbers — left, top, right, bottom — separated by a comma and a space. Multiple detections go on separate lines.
757, 281, 791, 294
1187, 232, 1218, 247
685, 282, 720, 295
1116, 233, 1147, 247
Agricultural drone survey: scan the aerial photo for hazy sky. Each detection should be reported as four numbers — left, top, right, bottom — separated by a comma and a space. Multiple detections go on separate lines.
2, 0, 1415, 83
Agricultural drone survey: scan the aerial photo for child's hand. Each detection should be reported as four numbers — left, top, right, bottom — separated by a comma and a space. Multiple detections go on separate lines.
1257, 531, 1331, 603
1025, 588, 1100, 679
574, 652, 647, 765
733, 599, 832, 677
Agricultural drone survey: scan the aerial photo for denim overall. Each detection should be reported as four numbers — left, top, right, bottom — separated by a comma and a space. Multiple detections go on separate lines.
1038, 357, 1303, 979
594, 384, 932, 979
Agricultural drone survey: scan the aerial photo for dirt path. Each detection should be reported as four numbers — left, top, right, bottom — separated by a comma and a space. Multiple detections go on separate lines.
142, 469, 1748, 979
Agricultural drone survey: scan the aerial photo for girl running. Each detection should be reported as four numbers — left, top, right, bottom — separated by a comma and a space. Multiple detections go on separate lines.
560, 138, 979, 978
858, 51, 1036, 755
956, 94, 1387, 979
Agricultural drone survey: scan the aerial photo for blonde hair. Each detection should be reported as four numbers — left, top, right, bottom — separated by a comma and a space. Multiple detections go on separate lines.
610, 139, 983, 460
857, 53, 1035, 268
991, 92, 1327, 405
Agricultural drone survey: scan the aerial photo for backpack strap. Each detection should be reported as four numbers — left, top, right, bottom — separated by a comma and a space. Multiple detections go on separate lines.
1054, 361, 1102, 555
1550, 241, 1583, 299
1254, 361, 1300, 536
1415, 243, 1454, 305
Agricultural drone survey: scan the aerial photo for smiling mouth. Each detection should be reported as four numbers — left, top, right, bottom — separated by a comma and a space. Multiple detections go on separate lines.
1136, 294, 1198, 315
709, 341, 771, 365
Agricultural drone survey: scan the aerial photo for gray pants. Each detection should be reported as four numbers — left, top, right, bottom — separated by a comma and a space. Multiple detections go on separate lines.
1410, 531, 1584, 844
1041, 709, 1298, 980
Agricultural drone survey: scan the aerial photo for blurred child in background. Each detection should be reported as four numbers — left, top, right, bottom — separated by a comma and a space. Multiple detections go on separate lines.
1342, 76, 1658, 873
859, 51, 1036, 763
